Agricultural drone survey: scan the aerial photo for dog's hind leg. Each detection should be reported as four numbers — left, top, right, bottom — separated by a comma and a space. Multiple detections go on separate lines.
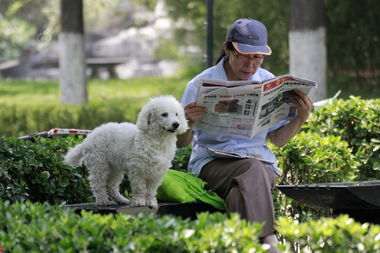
85, 154, 112, 206
106, 170, 130, 205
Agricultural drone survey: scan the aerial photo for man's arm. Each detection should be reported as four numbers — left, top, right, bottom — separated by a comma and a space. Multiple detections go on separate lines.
268, 90, 313, 146
177, 102, 207, 148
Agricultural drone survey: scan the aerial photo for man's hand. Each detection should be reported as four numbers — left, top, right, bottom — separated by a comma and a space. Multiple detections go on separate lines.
177, 102, 207, 148
184, 102, 207, 127
293, 89, 313, 123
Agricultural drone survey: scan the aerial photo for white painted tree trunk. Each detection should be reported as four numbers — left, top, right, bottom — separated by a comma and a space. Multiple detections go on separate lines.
289, 0, 327, 102
289, 27, 327, 102
59, 32, 87, 104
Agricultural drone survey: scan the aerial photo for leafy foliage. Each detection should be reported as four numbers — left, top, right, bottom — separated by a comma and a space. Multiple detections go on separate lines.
163, 0, 289, 74
1, 201, 379, 252
0, 2, 37, 61
325, 0, 380, 84
162, 0, 380, 96
0, 102, 138, 137
277, 215, 380, 252
0, 200, 266, 252
0, 136, 93, 204
304, 97, 380, 180
272, 132, 359, 185
270, 132, 360, 222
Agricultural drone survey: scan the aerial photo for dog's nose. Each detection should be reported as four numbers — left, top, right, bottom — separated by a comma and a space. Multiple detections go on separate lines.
172, 122, 179, 129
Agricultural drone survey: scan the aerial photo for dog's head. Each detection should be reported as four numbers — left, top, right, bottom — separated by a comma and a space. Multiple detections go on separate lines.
136, 95, 188, 136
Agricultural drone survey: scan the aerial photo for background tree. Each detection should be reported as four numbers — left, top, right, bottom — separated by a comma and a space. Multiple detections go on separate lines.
162, 0, 379, 98
59, 0, 87, 104
289, 0, 326, 101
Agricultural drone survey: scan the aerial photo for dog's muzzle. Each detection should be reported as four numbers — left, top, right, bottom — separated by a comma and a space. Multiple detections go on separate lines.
167, 122, 179, 133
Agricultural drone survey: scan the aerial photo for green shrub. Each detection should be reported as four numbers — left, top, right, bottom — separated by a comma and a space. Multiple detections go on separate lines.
0, 136, 93, 204
172, 145, 192, 172
272, 132, 360, 185
277, 215, 380, 252
0, 200, 266, 252
0, 101, 140, 137
304, 97, 380, 180
0, 137, 193, 204
271, 132, 360, 221
1, 201, 379, 252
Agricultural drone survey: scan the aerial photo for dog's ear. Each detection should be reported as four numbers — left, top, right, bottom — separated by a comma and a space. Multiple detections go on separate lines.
147, 112, 152, 126
136, 107, 152, 132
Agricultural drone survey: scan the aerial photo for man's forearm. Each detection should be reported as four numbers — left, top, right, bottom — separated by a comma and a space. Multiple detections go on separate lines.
268, 116, 305, 147
176, 128, 194, 148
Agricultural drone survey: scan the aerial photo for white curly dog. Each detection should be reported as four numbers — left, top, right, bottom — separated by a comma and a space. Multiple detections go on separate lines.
64, 95, 188, 207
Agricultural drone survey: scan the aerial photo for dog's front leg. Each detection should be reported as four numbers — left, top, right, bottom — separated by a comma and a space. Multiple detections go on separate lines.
129, 176, 147, 207
145, 178, 161, 208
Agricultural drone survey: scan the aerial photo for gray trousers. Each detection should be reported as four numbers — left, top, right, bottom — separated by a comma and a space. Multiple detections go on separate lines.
199, 158, 277, 238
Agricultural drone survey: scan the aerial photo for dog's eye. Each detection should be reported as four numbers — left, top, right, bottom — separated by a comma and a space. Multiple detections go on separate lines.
176, 113, 178, 116
161, 113, 168, 117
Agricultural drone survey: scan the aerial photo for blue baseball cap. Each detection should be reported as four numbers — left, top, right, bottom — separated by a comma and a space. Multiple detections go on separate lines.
225, 18, 272, 55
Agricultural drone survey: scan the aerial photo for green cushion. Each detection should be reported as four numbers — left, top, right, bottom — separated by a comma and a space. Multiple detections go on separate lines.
157, 169, 226, 211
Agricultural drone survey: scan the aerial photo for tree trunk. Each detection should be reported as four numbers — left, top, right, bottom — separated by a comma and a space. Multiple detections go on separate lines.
289, 0, 326, 102
59, 0, 87, 104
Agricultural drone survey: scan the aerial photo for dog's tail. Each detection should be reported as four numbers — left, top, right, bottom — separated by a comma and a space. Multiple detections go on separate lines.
63, 144, 85, 168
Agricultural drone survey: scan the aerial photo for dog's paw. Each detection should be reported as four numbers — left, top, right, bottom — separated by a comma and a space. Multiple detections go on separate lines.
130, 197, 146, 207
116, 198, 130, 205
146, 198, 158, 208
96, 199, 113, 206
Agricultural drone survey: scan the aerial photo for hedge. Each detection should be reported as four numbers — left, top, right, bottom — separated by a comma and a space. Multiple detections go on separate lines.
269, 132, 360, 221
0, 201, 266, 253
0, 136, 92, 204
304, 96, 380, 180
0, 136, 197, 204
0, 101, 141, 137
1, 201, 379, 252
277, 215, 380, 252
272, 132, 359, 185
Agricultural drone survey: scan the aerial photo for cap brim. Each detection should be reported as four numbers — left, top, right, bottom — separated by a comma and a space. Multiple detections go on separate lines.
232, 42, 272, 55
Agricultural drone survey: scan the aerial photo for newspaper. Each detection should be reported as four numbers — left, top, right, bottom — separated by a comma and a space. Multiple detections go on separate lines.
195, 74, 317, 138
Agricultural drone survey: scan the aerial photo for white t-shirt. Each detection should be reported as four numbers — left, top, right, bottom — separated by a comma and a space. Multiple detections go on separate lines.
181, 57, 286, 176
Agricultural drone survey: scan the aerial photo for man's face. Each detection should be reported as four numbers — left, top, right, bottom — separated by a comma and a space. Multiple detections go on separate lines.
225, 47, 265, 80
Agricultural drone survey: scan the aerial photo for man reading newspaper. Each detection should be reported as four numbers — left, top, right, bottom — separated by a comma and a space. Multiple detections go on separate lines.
176, 18, 315, 252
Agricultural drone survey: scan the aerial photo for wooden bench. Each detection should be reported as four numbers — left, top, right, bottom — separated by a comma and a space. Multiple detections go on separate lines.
0, 59, 20, 77
86, 57, 128, 78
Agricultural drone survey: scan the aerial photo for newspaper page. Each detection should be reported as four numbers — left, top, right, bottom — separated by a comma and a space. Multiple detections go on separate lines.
195, 75, 316, 138
195, 79, 262, 138
253, 75, 316, 136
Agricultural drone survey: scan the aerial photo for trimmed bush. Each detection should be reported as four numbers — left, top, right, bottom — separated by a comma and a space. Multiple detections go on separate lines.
0, 101, 141, 137
1, 201, 379, 252
277, 215, 380, 252
0, 201, 266, 252
272, 132, 360, 185
270, 132, 360, 221
304, 97, 380, 180
0, 136, 194, 204
0, 136, 93, 204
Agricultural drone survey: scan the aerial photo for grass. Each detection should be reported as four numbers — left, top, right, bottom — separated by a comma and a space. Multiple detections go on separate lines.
0, 73, 378, 106
0, 76, 190, 105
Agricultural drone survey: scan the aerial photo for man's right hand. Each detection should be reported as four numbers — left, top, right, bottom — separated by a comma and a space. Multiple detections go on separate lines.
184, 102, 207, 127
176, 102, 207, 148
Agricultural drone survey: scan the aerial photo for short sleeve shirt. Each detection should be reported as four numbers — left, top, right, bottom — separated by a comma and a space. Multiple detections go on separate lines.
181, 57, 286, 176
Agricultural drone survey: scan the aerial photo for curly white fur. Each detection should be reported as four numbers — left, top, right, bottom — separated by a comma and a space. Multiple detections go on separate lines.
63, 95, 188, 207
